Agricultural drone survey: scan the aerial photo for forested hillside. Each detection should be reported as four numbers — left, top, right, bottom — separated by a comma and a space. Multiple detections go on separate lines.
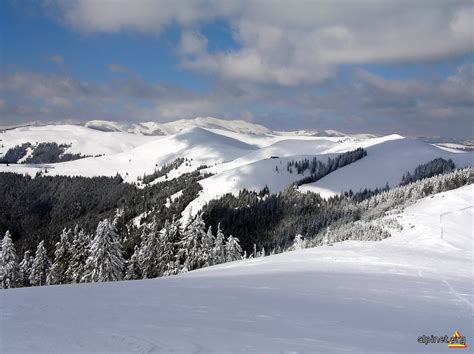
0, 156, 470, 290
0, 142, 89, 164
202, 165, 471, 252
0, 171, 207, 255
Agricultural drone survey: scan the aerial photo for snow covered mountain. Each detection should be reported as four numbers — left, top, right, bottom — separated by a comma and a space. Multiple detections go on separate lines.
299, 138, 473, 198
1, 118, 472, 222
84, 117, 375, 138
85, 117, 273, 136
1, 185, 472, 353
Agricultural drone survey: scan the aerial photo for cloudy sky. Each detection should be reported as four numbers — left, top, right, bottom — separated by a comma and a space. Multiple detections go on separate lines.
1, 0, 473, 138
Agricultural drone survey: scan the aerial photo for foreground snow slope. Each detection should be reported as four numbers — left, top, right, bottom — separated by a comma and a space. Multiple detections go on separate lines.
1, 185, 472, 353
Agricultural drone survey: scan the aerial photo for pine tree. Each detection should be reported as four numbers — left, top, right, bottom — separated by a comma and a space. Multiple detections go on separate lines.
202, 226, 216, 267
66, 226, 91, 283
177, 214, 207, 271
213, 223, 226, 265
48, 228, 72, 285
82, 219, 125, 283
0, 231, 19, 289
159, 219, 177, 276
225, 235, 243, 262
167, 215, 182, 275
138, 217, 162, 279
29, 241, 50, 286
291, 234, 305, 251
125, 246, 141, 280
18, 250, 32, 287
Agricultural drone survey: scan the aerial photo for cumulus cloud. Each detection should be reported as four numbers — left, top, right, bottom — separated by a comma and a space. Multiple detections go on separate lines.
49, 0, 473, 85
50, 0, 232, 34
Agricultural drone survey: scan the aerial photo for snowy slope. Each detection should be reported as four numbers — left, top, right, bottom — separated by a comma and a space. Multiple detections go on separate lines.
1, 185, 472, 353
0, 124, 156, 157
0, 121, 386, 182
0, 128, 256, 182
183, 152, 340, 220
300, 138, 473, 198
182, 135, 472, 221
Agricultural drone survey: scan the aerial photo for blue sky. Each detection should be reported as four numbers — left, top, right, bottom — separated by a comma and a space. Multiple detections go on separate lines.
1, 0, 473, 139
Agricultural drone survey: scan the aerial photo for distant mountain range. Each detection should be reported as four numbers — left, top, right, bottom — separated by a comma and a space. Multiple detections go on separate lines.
2, 117, 374, 138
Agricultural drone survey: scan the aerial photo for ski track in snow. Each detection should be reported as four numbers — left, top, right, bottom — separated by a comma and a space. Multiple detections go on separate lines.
1, 185, 472, 353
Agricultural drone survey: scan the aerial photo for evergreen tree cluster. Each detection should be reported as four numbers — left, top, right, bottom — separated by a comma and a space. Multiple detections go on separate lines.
400, 158, 456, 186
202, 167, 472, 254
0, 143, 31, 164
312, 221, 392, 247
0, 142, 88, 164
141, 157, 185, 184
286, 148, 367, 186
355, 168, 471, 221
0, 213, 243, 289
0, 170, 206, 256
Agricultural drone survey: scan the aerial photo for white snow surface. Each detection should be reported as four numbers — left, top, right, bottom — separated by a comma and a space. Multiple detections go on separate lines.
0, 127, 256, 182
300, 138, 473, 198
1, 185, 472, 353
0, 124, 156, 157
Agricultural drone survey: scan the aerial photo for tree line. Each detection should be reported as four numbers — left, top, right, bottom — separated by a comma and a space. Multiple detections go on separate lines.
0, 142, 89, 164
287, 147, 367, 185
201, 163, 471, 254
0, 213, 244, 289
0, 170, 207, 256
141, 157, 185, 184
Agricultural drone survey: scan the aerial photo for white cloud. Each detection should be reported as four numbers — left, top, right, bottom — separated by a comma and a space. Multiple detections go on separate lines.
179, 31, 208, 55
1, 64, 473, 138
50, 0, 474, 85
152, 99, 217, 120
54, 0, 232, 34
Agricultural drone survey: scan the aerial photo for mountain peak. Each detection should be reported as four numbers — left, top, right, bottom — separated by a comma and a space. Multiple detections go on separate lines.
83, 117, 271, 136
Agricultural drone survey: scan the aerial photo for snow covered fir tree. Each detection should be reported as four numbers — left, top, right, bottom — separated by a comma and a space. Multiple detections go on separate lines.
0, 231, 18, 289
28, 241, 50, 287
0, 209, 246, 288
82, 219, 125, 283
